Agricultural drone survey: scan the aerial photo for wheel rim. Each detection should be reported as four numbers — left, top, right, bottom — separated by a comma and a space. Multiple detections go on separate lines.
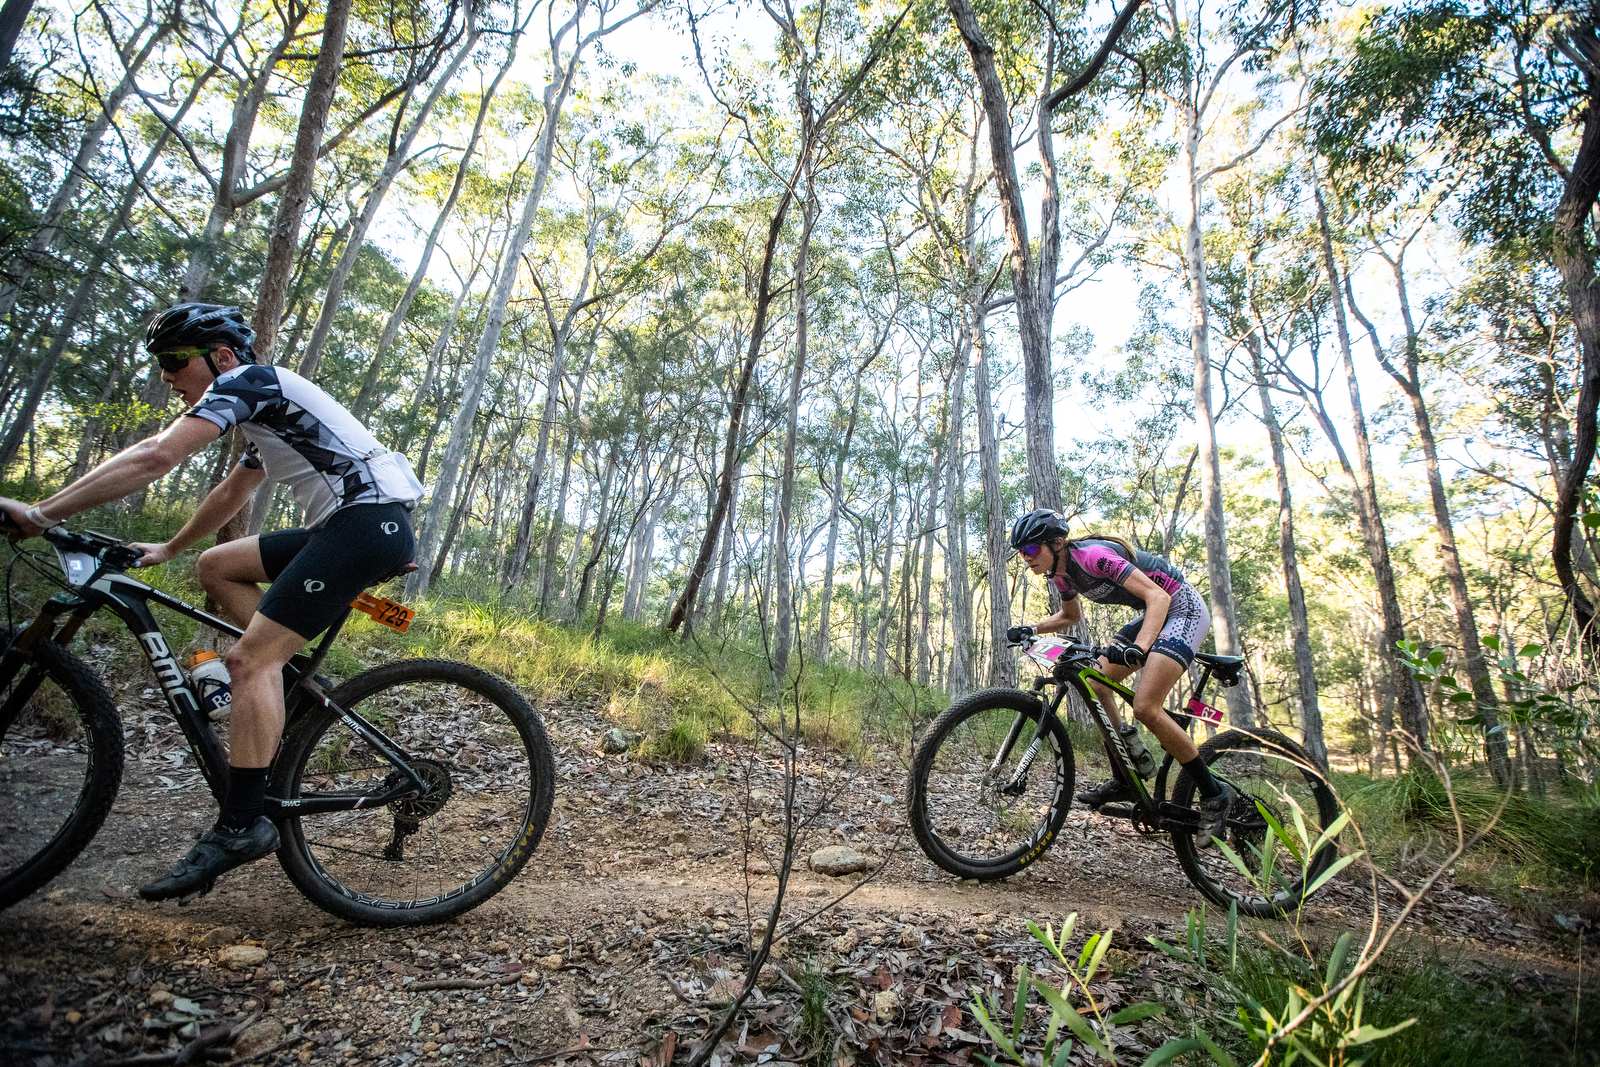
919, 703, 1068, 870
1179, 739, 1336, 913
286, 673, 540, 911
0, 665, 98, 890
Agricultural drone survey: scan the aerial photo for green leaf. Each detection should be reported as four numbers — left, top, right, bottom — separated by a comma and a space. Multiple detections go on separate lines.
1144, 1038, 1208, 1066
1111, 1002, 1166, 1024
1085, 928, 1113, 981
1034, 983, 1109, 1057
1013, 964, 1029, 1040
1348, 1018, 1419, 1044
1582, 512, 1600, 527
1519, 643, 1542, 658
1482, 635, 1501, 651
1311, 812, 1351, 854
1426, 649, 1446, 667
1255, 801, 1304, 864
1050, 1040, 1076, 1067
1325, 930, 1352, 988
1079, 931, 1101, 972
1449, 692, 1476, 703
1212, 838, 1257, 885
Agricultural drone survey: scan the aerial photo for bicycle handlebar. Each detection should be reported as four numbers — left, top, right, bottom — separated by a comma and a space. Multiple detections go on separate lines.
40, 526, 146, 573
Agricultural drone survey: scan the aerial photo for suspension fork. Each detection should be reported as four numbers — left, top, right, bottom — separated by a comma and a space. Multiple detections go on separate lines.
990, 681, 1068, 793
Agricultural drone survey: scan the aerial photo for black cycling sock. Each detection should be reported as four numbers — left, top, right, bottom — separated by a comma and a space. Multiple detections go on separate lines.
1182, 756, 1222, 799
217, 766, 270, 832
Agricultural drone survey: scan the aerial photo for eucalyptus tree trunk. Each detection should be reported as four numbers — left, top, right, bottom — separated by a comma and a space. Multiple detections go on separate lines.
1548, 38, 1600, 656
354, 18, 523, 418
774, 161, 819, 681
0, 0, 34, 71
1247, 336, 1325, 769
296, 16, 478, 381
709, 455, 743, 623
539, 344, 597, 612
971, 313, 1013, 686
414, 2, 605, 596
1353, 236, 1509, 782
251, 0, 355, 361
816, 346, 880, 659
874, 484, 898, 675
1311, 184, 1430, 759
1177, 110, 1253, 729
505, 230, 606, 592
944, 331, 973, 698
917, 445, 941, 687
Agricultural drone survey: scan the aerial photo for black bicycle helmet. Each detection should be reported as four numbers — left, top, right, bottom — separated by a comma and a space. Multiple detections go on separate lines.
144, 303, 257, 364
1009, 508, 1069, 551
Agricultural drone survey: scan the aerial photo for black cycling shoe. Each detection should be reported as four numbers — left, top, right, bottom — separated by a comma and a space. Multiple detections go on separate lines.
1193, 784, 1236, 849
139, 816, 280, 902
1075, 778, 1137, 808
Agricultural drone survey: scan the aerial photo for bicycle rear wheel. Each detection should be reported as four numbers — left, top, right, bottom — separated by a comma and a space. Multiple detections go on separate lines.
1170, 727, 1340, 918
273, 658, 554, 926
907, 688, 1074, 881
0, 633, 122, 909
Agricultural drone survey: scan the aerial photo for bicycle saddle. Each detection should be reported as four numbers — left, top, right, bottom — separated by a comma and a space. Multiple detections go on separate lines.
379, 561, 420, 583
1194, 652, 1244, 686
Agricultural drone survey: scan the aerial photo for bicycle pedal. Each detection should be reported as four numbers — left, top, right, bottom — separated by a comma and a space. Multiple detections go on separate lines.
1096, 803, 1137, 820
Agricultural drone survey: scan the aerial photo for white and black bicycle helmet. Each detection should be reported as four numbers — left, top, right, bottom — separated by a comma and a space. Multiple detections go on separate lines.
144, 303, 257, 368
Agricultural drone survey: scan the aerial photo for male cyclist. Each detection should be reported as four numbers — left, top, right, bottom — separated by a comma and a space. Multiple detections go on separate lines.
0, 303, 423, 899
1005, 508, 1234, 847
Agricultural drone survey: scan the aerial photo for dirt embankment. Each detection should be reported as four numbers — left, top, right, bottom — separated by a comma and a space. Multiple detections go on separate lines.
2, 691, 1587, 1066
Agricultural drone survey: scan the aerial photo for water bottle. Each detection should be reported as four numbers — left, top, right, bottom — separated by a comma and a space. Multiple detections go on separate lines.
1120, 723, 1158, 779
188, 650, 233, 721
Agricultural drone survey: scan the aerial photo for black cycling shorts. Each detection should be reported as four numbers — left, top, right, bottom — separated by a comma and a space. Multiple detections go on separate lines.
257, 502, 416, 639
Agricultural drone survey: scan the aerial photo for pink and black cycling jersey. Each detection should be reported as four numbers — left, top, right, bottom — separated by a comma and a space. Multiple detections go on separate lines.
1048, 539, 1187, 609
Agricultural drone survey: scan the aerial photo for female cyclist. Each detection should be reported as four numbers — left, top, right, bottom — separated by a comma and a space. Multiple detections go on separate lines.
1005, 508, 1234, 847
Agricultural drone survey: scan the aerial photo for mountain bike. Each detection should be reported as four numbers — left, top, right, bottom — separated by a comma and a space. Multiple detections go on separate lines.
0, 525, 555, 926
907, 634, 1339, 917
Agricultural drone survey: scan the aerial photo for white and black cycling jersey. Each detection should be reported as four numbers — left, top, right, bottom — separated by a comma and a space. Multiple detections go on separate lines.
185, 364, 424, 528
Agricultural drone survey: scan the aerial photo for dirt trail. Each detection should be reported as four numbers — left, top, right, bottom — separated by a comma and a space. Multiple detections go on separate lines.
1, 690, 1585, 1066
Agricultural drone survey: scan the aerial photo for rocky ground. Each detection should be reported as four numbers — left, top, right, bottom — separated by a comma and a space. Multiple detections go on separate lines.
1, 685, 1590, 1066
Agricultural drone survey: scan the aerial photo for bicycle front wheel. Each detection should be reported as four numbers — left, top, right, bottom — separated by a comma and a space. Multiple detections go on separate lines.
1170, 727, 1340, 919
273, 658, 554, 926
0, 633, 123, 909
907, 688, 1074, 881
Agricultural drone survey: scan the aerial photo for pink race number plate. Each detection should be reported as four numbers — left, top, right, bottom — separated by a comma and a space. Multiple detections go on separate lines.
1186, 696, 1225, 725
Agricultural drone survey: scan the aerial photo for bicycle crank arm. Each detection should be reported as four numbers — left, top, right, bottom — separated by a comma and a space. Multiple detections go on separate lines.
266, 782, 421, 817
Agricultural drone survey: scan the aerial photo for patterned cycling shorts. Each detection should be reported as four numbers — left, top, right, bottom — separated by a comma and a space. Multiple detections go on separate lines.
1114, 582, 1210, 668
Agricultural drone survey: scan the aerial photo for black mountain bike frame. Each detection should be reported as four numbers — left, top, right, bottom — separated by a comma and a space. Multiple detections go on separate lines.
0, 527, 430, 818
1009, 640, 1239, 835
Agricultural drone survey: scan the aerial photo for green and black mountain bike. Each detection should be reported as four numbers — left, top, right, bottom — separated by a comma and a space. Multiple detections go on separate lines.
0, 526, 554, 925
907, 634, 1339, 917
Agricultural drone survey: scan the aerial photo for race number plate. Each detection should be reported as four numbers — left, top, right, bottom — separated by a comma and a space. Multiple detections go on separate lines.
351, 592, 415, 632
1186, 696, 1224, 726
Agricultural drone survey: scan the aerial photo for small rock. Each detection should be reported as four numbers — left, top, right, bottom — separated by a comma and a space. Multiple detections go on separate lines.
757, 964, 785, 992
537, 954, 564, 972
233, 1018, 284, 1058
830, 929, 859, 955
268, 980, 286, 995
898, 926, 922, 948
200, 926, 242, 947
746, 858, 774, 875
873, 989, 901, 1023
711, 920, 730, 933
65, 1011, 82, 1025
218, 945, 268, 969
809, 845, 871, 876
667, 829, 689, 845
422, 1041, 439, 1052
147, 990, 174, 1008
749, 788, 775, 805
798, 885, 828, 898
601, 727, 640, 754
768, 937, 789, 960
